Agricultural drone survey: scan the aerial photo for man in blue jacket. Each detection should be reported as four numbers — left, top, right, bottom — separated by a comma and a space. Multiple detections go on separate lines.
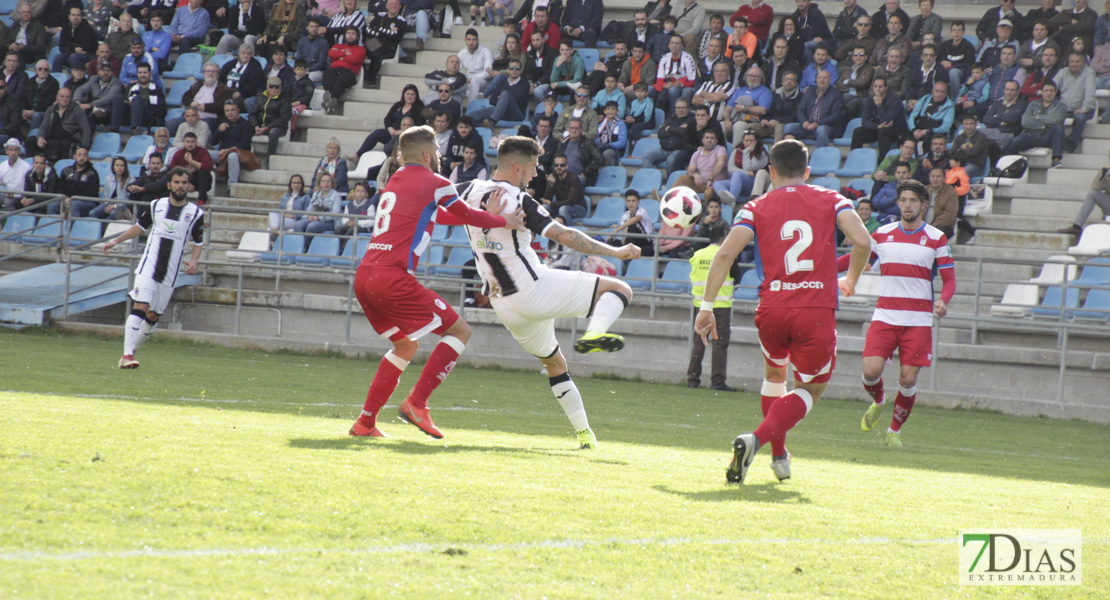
783, 69, 842, 148
791, 0, 833, 62
907, 81, 955, 143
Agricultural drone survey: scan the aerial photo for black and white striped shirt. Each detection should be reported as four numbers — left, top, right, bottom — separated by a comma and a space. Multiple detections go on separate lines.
135, 198, 205, 286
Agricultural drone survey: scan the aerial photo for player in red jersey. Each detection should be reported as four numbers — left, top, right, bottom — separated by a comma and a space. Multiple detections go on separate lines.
349, 125, 525, 439
695, 140, 873, 484
837, 178, 956, 448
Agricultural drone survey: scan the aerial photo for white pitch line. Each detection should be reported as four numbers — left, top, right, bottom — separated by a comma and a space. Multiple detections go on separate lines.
5, 536, 1106, 562
0, 391, 1099, 463
0, 536, 959, 562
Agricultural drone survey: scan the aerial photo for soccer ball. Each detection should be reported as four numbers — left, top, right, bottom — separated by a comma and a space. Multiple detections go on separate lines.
660, 186, 703, 228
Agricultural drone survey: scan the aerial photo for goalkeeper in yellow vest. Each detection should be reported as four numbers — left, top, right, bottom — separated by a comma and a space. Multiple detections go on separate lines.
688, 222, 741, 391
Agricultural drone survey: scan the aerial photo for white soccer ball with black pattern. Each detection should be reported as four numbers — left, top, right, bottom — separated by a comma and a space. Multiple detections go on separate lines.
660, 186, 703, 229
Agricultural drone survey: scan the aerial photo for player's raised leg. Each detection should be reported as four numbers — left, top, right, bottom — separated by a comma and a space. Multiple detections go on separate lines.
574, 278, 633, 354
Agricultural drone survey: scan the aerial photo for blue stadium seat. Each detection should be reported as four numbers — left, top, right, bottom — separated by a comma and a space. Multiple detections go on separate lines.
640, 198, 660, 227
92, 160, 112, 183
495, 103, 530, 128
50, 72, 66, 86
665, 169, 681, 190
466, 98, 491, 116
21, 216, 63, 246
121, 135, 154, 162
578, 48, 599, 68
620, 137, 660, 167
67, 219, 102, 247
622, 259, 655, 291
430, 224, 448, 242
295, 234, 341, 266
657, 261, 691, 293
848, 177, 872, 196
166, 79, 192, 107
417, 244, 444, 274
210, 54, 235, 69
963, 34, 979, 48
1074, 289, 1110, 321
811, 176, 841, 191
834, 118, 861, 147
734, 269, 763, 300
339, 236, 372, 268
128, 164, 142, 178
166, 107, 185, 124
807, 147, 841, 176
256, 57, 268, 69
259, 233, 305, 264
0, 0, 17, 14
628, 168, 663, 198
88, 132, 121, 160
1, 214, 35, 243
474, 126, 495, 157
53, 159, 74, 176
443, 226, 470, 246
164, 52, 203, 80
569, 195, 592, 226
582, 196, 625, 227
1030, 286, 1080, 318
584, 166, 627, 196
434, 246, 473, 277
1075, 257, 1110, 286
834, 148, 878, 177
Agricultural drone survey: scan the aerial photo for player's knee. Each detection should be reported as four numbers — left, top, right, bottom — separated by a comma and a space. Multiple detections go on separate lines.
764, 365, 787, 383
899, 373, 919, 389
393, 337, 419, 359
599, 278, 633, 304
145, 311, 159, 323
447, 319, 472, 343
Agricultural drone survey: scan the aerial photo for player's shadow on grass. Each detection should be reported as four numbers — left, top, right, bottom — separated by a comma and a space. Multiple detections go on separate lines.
652, 484, 811, 504
286, 437, 630, 465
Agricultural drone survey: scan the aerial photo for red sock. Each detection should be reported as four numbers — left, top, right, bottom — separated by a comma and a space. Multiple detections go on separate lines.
405, 336, 464, 410
760, 380, 789, 456
753, 391, 812, 448
863, 376, 885, 404
359, 351, 408, 425
889, 386, 916, 432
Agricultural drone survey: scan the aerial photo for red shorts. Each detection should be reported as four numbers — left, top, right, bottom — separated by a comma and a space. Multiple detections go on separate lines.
863, 321, 933, 367
354, 266, 459, 342
754, 307, 837, 384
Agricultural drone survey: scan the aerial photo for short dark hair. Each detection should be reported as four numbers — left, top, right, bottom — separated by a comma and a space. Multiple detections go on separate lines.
457, 115, 474, 126
952, 20, 966, 29
896, 178, 929, 204
534, 5, 547, 12
624, 189, 641, 199
707, 222, 728, 245
872, 74, 888, 87
857, 198, 873, 208
136, 62, 151, 71
465, 28, 479, 38
148, 152, 164, 162
183, 132, 197, 140
168, 166, 191, 181
497, 135, 543, 163
1041, 80, 1058, 91
894, 161, 912, 172
931, 133, 948, 142
733, 16, 748, 26
769, 139, 808, 179
950, 149, 967, 165
631, 41, 647, 51
294, 58, 307, 69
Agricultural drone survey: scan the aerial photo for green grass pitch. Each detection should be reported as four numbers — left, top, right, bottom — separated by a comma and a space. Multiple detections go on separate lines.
1, 328, 1107, 599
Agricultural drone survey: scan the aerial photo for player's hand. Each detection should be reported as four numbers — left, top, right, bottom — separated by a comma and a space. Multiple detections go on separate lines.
502, 207, 527, 230
694, 310, 717, 345
102, 240, 114, 254
185, 260, 199, 275
934, 299, 948, 318
838, 276, 856, 297
613, 243, 640, 260
483, 186, 507, 214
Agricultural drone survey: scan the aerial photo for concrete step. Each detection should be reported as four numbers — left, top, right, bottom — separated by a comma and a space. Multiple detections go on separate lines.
207, 195, 274, 210
949, 244, 1067, 264
974, 213, 1079, 233
268, 154, 354, 173
952, 260, 1036, 286
343, 85, 424, 104
380, 62, 434, 79
993, 182, 1089, 200
1045, 168, 1094, 186
970, 229, 1075, 252
297, 113, 379, 130
338, 100, 398, 120
230, 182, 287, 202
305, 127, 372, 148
1080, 137, 1110, 155
1010, 197, 1089, 219
240, 168, 304, 186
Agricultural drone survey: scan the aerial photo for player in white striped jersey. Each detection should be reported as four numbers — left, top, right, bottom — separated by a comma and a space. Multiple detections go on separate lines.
453, 136, 641, 449
837, 179, 955, 447
103, 168, 204, 369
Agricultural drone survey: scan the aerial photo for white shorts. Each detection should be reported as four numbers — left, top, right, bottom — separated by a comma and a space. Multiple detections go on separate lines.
491, 267, 601, 358
128, 276, 176, 315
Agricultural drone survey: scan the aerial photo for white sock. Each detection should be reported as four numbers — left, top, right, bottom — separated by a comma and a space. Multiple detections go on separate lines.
585, 291, 628, 334
124, 314, 143, 355
550, 373, 589, 432
135, 319, 157, 351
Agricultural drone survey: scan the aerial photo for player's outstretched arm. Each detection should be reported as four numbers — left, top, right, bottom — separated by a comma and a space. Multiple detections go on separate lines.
695, 225, 753, 344
102, 223, 145, 254
545, 221, 642, 260
837, 208, 872, 297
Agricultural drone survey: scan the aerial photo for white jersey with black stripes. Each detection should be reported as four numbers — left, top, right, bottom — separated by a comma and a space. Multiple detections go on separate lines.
457, 178, 557, 298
